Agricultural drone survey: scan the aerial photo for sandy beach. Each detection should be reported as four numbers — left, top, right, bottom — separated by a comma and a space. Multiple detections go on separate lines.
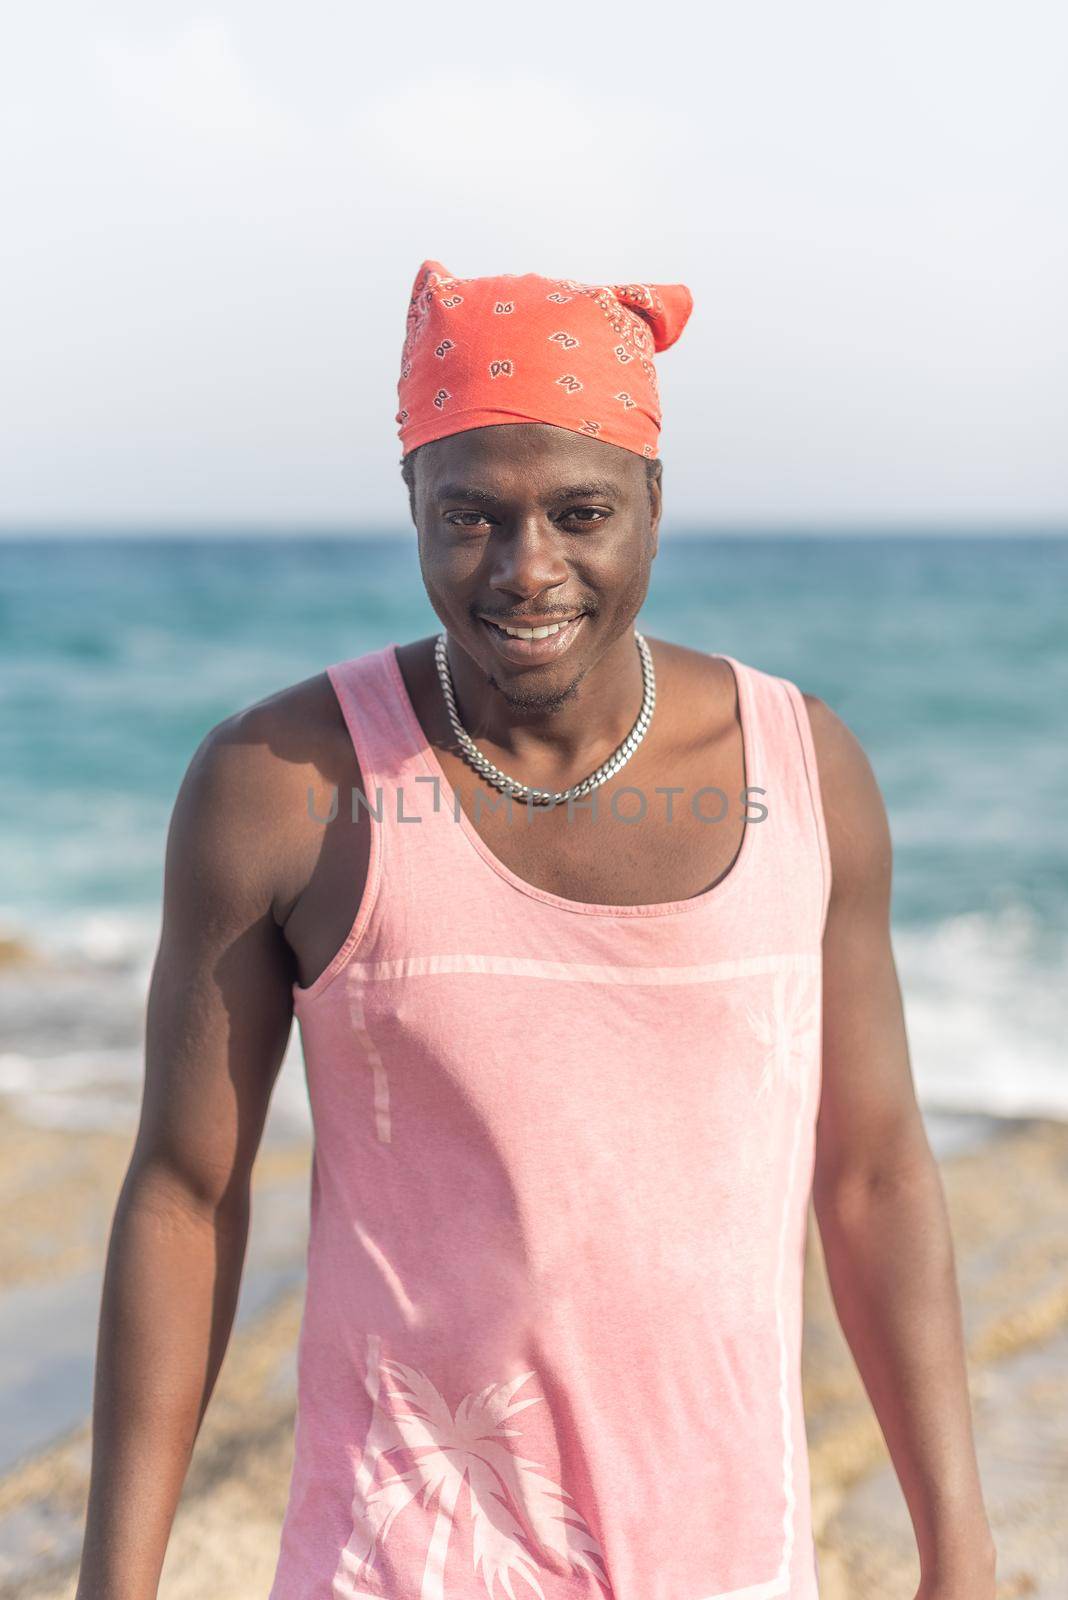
1, 1093, 1064, 1600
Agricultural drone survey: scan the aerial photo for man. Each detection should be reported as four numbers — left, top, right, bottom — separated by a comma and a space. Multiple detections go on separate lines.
76, 262, 996, 1600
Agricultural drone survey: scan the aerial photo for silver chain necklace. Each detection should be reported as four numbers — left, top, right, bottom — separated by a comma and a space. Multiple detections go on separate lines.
434, 629, 656, 807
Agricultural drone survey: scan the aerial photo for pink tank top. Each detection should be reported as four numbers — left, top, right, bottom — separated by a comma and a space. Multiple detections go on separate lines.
268, 642, 831, 1600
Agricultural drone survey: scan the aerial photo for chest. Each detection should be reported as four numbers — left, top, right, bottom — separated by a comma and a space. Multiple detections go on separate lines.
433, 725, 749, 908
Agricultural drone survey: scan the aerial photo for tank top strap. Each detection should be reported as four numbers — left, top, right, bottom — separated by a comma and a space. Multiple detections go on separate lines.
324, 641, 475, 884
782, 674, 833, 939
724, 654, 831, 944
326, 642, 430, 800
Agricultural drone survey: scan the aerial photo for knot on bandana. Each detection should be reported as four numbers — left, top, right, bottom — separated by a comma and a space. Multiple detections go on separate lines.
396, 259, 694, 460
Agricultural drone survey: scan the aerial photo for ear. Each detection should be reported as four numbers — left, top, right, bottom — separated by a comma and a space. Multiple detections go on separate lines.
647, 459, 663, 556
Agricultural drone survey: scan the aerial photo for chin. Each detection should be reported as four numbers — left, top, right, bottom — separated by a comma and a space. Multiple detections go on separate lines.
488, 669, 585, 715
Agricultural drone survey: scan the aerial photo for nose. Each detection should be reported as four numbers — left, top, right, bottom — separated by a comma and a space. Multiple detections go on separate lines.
486, 520, 571, 609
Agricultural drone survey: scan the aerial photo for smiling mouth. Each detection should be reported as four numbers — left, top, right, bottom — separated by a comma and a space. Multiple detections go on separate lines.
480, 615, 583, 640
477, 612, 588, 661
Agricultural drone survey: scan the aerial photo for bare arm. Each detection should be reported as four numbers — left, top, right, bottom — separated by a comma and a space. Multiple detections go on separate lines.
75, 710, 298, 1600
807, 697, 997, 1599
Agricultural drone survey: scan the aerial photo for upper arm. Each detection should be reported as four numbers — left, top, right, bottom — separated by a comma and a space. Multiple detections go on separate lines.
132, 707, 298, 1211
805, 695, 931, 1206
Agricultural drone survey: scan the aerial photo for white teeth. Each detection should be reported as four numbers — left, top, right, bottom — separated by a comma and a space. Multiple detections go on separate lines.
492, 619, 576, 640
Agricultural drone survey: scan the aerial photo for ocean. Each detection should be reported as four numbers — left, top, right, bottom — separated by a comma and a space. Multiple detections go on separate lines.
1, 532, 1065, 1144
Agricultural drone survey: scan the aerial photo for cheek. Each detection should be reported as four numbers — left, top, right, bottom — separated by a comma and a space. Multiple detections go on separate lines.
596, 529, 653, 587
419, 539, 484, 594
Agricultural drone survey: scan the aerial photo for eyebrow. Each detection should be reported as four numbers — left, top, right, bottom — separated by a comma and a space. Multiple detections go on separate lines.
434, 479, 623, 506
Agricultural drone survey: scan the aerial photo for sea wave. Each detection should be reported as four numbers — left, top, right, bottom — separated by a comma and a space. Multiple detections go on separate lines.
896, 901, 1067, 1118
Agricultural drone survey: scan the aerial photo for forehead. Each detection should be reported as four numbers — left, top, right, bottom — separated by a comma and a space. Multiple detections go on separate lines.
414, 423, 642, 498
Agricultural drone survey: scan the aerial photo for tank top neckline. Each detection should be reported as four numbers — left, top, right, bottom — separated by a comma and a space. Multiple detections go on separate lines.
383, 639, 761, 920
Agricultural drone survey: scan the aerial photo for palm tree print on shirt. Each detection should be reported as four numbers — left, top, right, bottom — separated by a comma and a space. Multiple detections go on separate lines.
745, 967, 820, 1104
335, 1332, 610, 1599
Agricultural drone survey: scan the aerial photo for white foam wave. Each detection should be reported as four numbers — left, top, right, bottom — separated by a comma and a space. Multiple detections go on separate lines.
896, 903, 1067, 1118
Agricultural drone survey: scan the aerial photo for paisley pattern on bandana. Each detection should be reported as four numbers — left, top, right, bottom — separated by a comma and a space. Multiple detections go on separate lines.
396, 260, 693, 459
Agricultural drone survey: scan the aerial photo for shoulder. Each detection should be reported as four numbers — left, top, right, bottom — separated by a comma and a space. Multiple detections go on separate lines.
184, 668, 349, 812
168, 668, 358, 917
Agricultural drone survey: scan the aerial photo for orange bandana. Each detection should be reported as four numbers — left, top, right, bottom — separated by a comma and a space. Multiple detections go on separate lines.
396, 259, 693, 460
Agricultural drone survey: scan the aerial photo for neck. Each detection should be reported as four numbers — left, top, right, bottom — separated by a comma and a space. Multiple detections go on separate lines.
442, 625, 647, 784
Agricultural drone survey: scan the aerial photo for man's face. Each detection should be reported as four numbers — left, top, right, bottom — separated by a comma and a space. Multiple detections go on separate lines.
409, 423, 662, 715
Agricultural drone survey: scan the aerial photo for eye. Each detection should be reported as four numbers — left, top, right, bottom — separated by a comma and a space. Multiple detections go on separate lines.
561, 506, 610, 526
444, 511, 492, 529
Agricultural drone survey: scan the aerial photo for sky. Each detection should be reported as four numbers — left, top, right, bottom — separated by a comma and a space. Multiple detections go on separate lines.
1, 2, 1065, 531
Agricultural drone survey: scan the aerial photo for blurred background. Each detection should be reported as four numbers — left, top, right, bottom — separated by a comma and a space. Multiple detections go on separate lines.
1, 4, 1065, 1597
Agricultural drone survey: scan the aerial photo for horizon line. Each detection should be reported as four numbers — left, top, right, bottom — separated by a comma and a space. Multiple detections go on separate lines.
1, 519, 1066, 541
